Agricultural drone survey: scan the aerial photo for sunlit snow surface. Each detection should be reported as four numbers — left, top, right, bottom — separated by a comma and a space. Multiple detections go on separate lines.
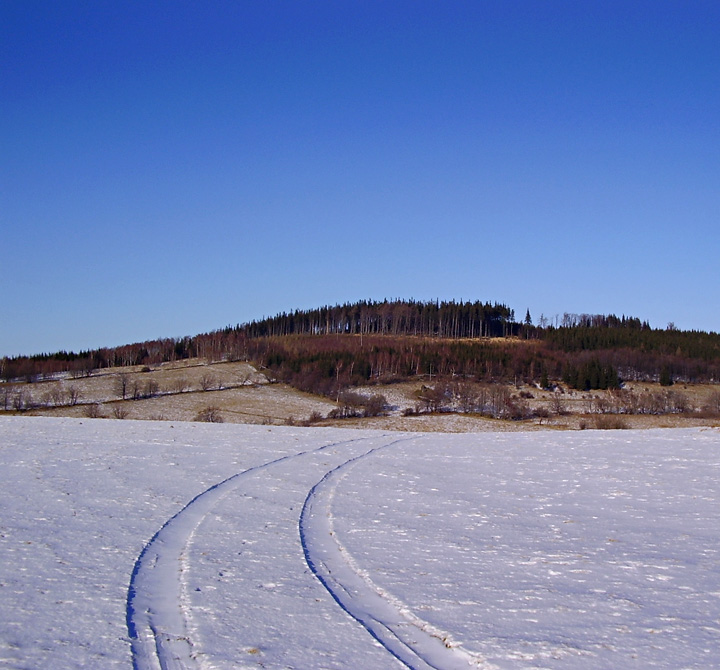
1, 417, 718, 669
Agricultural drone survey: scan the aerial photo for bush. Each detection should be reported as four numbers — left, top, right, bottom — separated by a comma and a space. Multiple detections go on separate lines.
503, 398, 532, 421
301, 411, 324, 426
194, 406, 224, 423
363, 394, 388, 417
701, 390, 720, 417
199, 373, 217, 391
112, 405, 130, 419
415, 384, 449, 413
593, 415, 629, 430
534, 406, 551, 423
328, 391, 388, 419
84, 403, 103, 418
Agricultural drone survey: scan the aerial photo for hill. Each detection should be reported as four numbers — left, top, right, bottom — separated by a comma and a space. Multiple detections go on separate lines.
3, 299, 720, 429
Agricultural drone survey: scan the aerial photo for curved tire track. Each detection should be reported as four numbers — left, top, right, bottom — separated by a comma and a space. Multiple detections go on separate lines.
300, 439, 494, 670
126, 436, 381, 670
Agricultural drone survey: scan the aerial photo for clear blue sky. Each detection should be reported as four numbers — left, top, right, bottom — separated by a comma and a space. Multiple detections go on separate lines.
2, 1, 719, 357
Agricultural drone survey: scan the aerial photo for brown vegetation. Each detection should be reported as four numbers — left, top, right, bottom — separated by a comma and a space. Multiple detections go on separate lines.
3, 300, 720, 431
3, 356, 718, 433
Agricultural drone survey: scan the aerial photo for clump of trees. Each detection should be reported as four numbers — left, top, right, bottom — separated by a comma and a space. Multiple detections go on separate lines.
327, 391, 388, 419
562, 359, 620, 391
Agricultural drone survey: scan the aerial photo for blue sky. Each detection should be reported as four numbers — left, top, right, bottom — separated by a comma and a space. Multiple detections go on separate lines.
2, 1, 719, 356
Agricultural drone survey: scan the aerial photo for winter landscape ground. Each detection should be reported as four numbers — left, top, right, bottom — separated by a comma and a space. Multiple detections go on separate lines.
6, 358, 720, 432
1, 416, 718, 669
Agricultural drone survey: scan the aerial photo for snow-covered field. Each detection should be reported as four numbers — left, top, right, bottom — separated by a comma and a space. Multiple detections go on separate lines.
1, 417, 718, 669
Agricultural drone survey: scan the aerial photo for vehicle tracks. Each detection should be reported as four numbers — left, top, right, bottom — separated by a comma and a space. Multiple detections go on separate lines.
300, 438, 493, 670
127, 432, 489, 669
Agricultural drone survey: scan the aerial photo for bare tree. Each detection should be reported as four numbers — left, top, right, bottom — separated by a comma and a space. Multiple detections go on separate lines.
702, 391, 720, 416
454, 381, 479, 413
130, 379, 143, 400
550, 391, 567, 416
534, 406, 550, 424
194, 406, 224, 422
415, 384, 449, 413
114, 372, 130, 400
173, 376, 189, 393
112, 405, 130, 419
84, 403, 103, 418
199, 372, 216, 391
67, 385, 81, 406
144, 378, 159, 398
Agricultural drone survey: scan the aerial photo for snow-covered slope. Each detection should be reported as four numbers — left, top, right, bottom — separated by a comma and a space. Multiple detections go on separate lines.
1, 417, 718, 669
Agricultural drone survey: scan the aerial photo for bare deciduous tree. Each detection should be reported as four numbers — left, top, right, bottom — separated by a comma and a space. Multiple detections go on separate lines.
173, 376, 189, 393
114, 372, 130, 400
112, 405, 129, 419
702, 391, 720, 416
199, 373, 216, 391
454, 381, 479, 413
84, 403, 103, 418
67, 386, 81, 406
415, 384, 449, 413
144, 379, 159, 398
194, 406, 224, 422
550, 392, 567, 416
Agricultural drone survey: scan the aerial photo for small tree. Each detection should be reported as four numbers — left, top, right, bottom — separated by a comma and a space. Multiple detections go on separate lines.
550, 391, 567, 416
659, 366, 673, 386
112, 405, 129, 419
534, 406, 550, 424
329, 390, 364, 419
702, 391, 720, 417
199, 373, 216, 391
130, 379, 143, 400
415, 384, 449, 413
173, 376, 189, 393
194, 406, 224, 423
67, 385, 81, 406
114, 372, 130, 400
454, 381, 479, 413
144, 379, 159, 398
363, 394, 388, 417
84, 403, 103, 418
540, 370, 550, 390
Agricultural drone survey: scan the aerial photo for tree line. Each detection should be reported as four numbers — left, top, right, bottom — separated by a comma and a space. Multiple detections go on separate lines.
242, 299, 519, 339
3, 299, 720, 389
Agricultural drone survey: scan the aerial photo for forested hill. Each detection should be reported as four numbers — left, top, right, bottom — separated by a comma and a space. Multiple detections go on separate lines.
2, 299, 720, 386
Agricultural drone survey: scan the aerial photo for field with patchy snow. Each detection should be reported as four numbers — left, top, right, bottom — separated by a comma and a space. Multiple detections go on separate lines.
0, 417, 718, 669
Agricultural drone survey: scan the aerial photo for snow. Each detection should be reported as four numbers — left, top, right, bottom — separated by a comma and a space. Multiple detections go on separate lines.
0, 417, 718, 669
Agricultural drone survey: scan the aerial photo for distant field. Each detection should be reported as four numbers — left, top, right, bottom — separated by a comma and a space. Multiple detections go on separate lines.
3, 358, 720, 431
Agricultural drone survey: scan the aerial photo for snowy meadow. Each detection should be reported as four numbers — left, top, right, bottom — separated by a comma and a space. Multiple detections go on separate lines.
0, 417, 718, 669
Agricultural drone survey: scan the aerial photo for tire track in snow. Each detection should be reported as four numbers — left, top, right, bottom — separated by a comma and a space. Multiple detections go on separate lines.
299, 439, 495, 670
126, 435, 379, 670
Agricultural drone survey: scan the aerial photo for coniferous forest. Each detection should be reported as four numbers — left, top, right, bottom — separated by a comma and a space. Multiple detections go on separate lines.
3, 300, 720, 394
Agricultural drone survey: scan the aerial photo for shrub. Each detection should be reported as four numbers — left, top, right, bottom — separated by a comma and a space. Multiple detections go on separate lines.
84, 403, 103, 418
503, 398, 532, 421
534, 406, 551, 424
698, 391, 720, 418
301, 411, 324, 426
199, 373, 217, 391
112, 405, 130, 419
363, 394, 388, 417
593, 415, 629, 430
194, 406, 224, 423
415, 384, 449, 413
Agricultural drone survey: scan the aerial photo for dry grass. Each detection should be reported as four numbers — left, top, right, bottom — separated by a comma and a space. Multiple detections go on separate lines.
3, 358, 720, 432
